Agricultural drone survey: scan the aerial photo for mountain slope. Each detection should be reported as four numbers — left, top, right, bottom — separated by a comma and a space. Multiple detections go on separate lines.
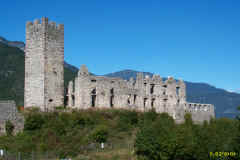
0, 37, 79, 73
0, 42, 77, 106
104, 70, 240, 118
0, 43, 25, 105
0, 36, 25, 51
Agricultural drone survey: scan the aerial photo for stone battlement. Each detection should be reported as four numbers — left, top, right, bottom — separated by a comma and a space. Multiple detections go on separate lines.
187, 103, 214, 112
26, 17, 64, 30
186, 102, 215, 123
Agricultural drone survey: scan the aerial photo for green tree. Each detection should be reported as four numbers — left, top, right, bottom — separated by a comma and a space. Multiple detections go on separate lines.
174, 114, 197, 160
135, 113, 178, 160
184, 113, 193, 126
237, 106, 240, 120
235, 106, 240, 152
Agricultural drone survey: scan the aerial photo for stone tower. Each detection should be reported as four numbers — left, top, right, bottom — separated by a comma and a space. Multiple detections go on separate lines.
24, 17, 64, 111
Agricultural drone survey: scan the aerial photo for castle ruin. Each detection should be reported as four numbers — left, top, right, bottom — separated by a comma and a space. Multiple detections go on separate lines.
24, 17, 64, 111
67, 65, 215, 123
24, 17, 215, 123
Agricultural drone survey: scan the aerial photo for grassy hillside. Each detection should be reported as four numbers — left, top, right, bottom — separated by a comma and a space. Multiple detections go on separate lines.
0, 42, 77, 106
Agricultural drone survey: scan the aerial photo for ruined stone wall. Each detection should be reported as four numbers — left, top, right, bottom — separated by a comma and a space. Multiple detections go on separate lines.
186, 103, 215, 123
0, 101, 24, 135
69, 65, 215, 123
69, 66, 185, 113
73, 65, 132, 109
25, 17, 64, 110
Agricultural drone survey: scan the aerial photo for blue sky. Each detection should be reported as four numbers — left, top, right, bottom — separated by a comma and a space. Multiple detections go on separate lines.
0, 0, 239, 92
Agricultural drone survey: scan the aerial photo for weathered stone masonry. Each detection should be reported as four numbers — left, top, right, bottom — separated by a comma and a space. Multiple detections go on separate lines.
0, 101, 24, 135
23, 17, 215, 123
24, 17, 64, 111
67, 65, 215, 123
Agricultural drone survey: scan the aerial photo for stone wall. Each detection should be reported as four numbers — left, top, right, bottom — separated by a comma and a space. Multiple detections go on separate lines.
25, 19, 45, 109
67, 65, 215, 123
186, 103, 215, 123
0, 101, 24, 135
24, 17, 64, 111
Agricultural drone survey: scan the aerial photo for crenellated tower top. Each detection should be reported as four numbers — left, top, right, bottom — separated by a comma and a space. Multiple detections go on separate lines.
26, 17, 64, 31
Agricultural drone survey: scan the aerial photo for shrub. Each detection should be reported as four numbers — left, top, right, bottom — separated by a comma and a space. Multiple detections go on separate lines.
24, 112, 45, 131
91, 125, 109, 143
184, 112, 193, 126
5, 120, 14, 136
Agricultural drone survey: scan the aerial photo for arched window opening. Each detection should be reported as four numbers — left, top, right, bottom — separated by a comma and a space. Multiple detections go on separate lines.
144, 83, 147, 91
177, 99, 180, 104
127, 95, 131, 105
151, 98, 155, 108
91, 88, 96, 107
133, 95, 137, 104
72, 95, 75, 106
110, 88, 114, 95
176, 86, 180, 96
150, 84, 155, 94
144, 98, 148, 108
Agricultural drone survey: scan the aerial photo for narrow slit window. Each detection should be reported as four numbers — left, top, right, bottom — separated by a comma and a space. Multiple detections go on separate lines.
150, 84, 155, 94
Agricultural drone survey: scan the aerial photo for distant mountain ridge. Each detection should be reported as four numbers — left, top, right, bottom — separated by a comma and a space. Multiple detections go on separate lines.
104, 70, 240, 118
0, 36, 25, 51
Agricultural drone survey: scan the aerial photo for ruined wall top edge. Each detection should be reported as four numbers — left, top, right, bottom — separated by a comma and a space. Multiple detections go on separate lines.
187, 103, 214, 107
26, 17, 64, 30
77, 73, 186, 87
